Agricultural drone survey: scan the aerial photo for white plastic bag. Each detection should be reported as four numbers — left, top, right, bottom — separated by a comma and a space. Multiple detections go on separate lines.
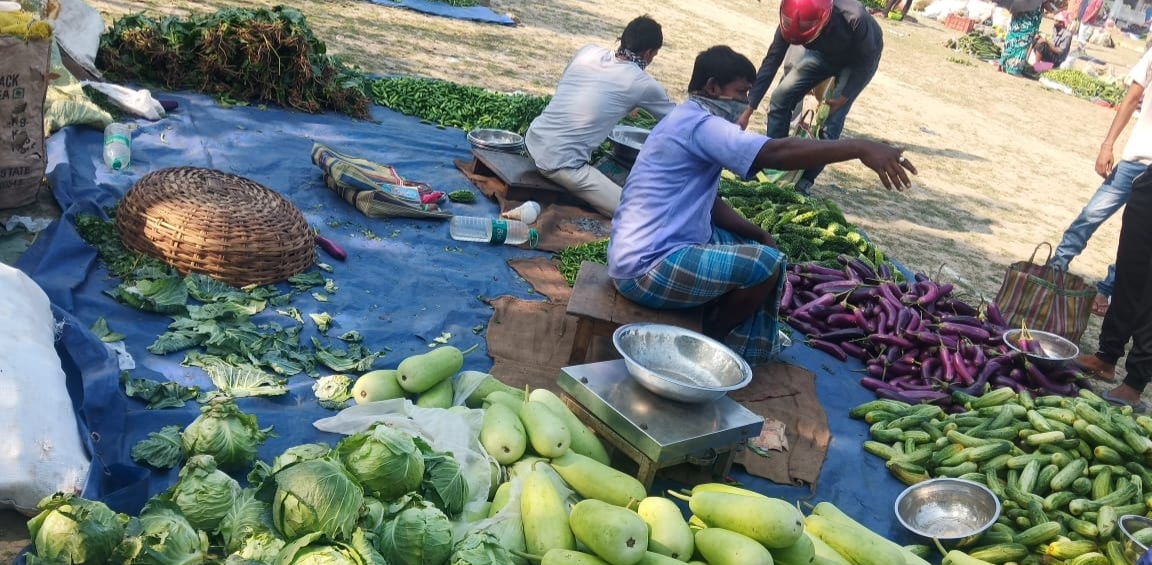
313, 399, 493, 529
80, 81, 166, 120
0, 263, 89, 515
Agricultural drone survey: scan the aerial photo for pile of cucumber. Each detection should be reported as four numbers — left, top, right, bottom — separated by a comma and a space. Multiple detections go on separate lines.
852, 388, 1152, 565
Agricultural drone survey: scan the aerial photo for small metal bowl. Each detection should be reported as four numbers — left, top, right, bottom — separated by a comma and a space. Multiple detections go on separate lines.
1119, 514, 1152, 563
467, 129, 525, 153
894, 478, 1001, 547
1002, 328, 1079, 371
608, 125, 649, 165
611, 323, 752, 404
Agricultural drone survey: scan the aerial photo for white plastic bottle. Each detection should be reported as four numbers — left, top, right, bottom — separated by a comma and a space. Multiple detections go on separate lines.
103, 123, 131, 170
450, 216, 539, 247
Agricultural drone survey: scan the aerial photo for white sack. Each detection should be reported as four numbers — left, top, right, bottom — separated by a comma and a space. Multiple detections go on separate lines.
50, 0, 103, 77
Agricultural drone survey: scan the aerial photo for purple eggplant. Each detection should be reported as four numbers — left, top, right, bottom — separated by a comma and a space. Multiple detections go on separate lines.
813, 280, 859, 295
869, 334, 915, 350
787, 319, 820, 336
878, 282, 903, 305
921, 357, 941, 382
878, 263, 894, 281
953, 356, 975, 386
891, 377, 936, 391
877, 387, 951, 405
986, 301, 1009, 328
826, 312, 858, 328
914, 272, 930, 283
940, 348, 956, 383
793, 293, 836, 317
845, 286, 876, 305
841, 341, 867, 360
934, 323, 992, 343
895, 307, 914, 334
938, 299, 980, 317
810, 339, 848, 361
861, 377, 900, 392
866, 363, 886, 379
992, 376, 1027, 393
846, 257, 878, 281
797, 290, 820, 304
853, 308, 877, 333
816, 328, 866, 343
799, 272, 849, 285
808, 304, 846, 321
800, 263, 847, 277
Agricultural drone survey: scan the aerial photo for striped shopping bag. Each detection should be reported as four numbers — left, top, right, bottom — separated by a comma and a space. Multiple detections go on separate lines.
993, 243, 1097, 343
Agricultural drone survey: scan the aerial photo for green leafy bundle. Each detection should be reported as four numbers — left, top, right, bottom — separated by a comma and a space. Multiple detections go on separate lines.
97, 7, 372, 119
944, 32, 1002, 59
1041, 68, 1126, 106
370, 77, 549, 134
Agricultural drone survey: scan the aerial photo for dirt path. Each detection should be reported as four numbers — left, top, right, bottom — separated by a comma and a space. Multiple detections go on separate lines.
2, 0, 1144, 558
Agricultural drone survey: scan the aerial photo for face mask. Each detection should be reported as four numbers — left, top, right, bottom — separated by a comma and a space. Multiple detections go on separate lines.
689, 94, 748, 123
617, 48, 650, 70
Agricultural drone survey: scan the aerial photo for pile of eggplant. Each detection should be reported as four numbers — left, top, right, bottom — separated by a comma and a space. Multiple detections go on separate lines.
781, 257, 1083, 409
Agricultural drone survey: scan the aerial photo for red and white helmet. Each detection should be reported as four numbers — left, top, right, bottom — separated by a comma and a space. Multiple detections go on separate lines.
779, 0, 834, 45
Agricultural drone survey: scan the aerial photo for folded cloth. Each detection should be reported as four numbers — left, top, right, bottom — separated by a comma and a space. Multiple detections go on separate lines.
311, 143, 451, 220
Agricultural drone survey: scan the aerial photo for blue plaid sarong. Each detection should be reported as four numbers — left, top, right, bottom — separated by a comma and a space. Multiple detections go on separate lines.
612, 227, 787, 365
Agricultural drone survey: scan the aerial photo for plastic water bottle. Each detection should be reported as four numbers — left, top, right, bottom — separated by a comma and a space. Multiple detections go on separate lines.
103, 123, 131, 170
450, 216, 539, 247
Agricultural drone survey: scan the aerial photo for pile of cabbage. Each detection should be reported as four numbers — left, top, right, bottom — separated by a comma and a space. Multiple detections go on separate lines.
25, 417, 509, 565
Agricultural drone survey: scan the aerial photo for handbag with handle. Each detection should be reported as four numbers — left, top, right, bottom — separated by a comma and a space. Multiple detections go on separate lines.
992, 242, 1097, 344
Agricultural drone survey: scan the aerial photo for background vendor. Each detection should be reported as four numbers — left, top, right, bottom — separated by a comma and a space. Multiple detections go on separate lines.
736, 0, 883, 196
524, 15, 676, 216
1032, 11, 1074, 69
609, 45, 914, 366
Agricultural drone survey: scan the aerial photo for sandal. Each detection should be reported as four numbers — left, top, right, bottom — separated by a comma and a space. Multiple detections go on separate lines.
1076, 353, 1116, 382
1102, 389, 1150, 414
1091, 293, 1110, 317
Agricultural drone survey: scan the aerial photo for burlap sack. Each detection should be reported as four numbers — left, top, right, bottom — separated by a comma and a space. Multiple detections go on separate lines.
0, 36, 51, 209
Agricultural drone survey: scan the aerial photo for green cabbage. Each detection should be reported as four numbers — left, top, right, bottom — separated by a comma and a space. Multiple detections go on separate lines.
248, 443, 332, 488
182, 397, 273, 472
274, 530, 386, 565
357, 498, 387, 534
313, 375, 354, 409
232, 531, 287, 565
272, 456, 364, 540
419, 451, 469, 518
27, 493, 128, 565
377, 495, 452, 565
449, 531, 514, 565
167, 454, 242, 532
111, 500, 209, 565
336, 424, 424, 501
220, 489, 280, 554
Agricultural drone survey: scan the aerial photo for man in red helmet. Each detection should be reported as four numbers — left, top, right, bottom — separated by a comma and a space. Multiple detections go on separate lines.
737, 0, 883, 195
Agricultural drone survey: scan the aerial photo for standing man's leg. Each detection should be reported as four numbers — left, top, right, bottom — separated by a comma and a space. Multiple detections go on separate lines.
765, 52, 837, 140
1100, 169, 1152, 404
1049, 159, 1142, 270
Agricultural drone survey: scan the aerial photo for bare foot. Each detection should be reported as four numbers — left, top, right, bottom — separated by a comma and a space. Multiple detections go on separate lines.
1091, 293, 1110, 317
1076, 353, 1116, 382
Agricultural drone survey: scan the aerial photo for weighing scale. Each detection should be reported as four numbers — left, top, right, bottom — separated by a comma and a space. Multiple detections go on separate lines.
559, 360, 764, 488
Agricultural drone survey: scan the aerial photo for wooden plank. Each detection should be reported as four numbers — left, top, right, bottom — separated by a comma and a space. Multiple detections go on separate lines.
472, 148, 565, 193
567, 261, 617, 320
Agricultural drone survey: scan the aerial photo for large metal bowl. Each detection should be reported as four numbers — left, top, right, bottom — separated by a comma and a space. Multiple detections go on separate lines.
895, 478, 1001, 546
467, 129, 525, 153
1119, 514, 1152, 563
611, 323, 752, 403
608, 125, 649, 165
1002, 328, 1079, 371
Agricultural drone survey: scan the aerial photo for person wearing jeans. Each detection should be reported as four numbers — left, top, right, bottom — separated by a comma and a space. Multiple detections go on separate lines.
736, 0, 883, 195
1076, 163, 1152, 410
1048, 46, 1152, 316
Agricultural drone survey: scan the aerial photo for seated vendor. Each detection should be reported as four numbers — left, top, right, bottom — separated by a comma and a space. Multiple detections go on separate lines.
524, 15, 676, 216
607, 45, 915, 365
1033, 12, 1074, 67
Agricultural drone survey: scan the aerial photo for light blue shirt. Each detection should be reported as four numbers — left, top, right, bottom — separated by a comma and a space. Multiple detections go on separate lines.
608, 100, 768, 279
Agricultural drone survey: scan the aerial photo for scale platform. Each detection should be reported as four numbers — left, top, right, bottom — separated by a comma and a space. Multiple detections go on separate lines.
559, 360, 764, 488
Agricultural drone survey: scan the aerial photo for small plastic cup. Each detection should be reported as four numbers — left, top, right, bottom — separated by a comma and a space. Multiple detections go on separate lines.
502, 200, 541, 225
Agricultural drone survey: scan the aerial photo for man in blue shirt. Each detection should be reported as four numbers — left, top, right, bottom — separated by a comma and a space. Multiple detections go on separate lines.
609, 45, 914, 365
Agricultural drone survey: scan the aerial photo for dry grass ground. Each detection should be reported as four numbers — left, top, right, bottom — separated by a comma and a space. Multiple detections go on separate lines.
1, 0, 1146, 559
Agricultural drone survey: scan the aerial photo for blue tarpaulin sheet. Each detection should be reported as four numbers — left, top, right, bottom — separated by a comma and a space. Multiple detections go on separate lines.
14, 92, 912, 542
367, 0, 516, 26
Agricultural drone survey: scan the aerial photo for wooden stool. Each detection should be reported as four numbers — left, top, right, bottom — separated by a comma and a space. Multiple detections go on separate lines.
565, 261, 705, 365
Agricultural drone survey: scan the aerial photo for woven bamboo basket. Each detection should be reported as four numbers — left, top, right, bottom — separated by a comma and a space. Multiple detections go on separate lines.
116, 167, 316, 287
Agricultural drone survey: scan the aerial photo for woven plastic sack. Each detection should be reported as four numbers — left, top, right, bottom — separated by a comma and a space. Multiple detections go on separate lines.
992, 242, 1096, 343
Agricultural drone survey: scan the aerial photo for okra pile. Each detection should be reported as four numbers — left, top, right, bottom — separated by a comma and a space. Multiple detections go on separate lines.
853, 388, 1152, 565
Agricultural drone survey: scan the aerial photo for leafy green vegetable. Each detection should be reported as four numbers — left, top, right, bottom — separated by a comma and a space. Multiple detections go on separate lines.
337, 331, 362, 343
312, 292, 330, 303
111, 500, 208, 565
131, 425, 184, 469
274, 530, 386, 565
357, 498, 387, 534
311, 313, 334, 334
553, 239, 608, 286
122, 374, 201, 409
420, 451, 469, 518
312, 338, 382, 373
220, 489, 282, 556
377, 494, 453, 565
165, 454, 242, 531
313, 374, 354, 409
289, 272, 326, 291
110, 274, 190, 314
278, 307, 305, 324
74, 211, 172, 279
90, 317, 127, 342
336, 424, 425, 500
203, 362, 289, 399
272, 457, 364, 540
182, 397, 274, 472
449, 531, 514, 565
248, 443, 333, 489
27, 493, 129, 565
324, 279, 338, 293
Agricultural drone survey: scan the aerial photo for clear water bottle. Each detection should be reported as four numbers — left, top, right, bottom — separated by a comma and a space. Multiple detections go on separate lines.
103, 123, 131, 170
450, 216, 539, 247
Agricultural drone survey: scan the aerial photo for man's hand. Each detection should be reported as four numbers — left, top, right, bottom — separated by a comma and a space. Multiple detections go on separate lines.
1096, 143, 1115, 178
857, 141, 917, 190
737, 107, 754, 131
627, 108, 641, 119
826, 95, 849, 114
755, 229, 777, 249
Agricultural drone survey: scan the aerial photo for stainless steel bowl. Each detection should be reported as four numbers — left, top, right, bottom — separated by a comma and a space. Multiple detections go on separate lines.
894, 478, 1001, 546
1002, 328, 1079, 371
1119, 514, 1152, 563
608, 125, 649, 165
467, 129, 525, 153
611, 323, 752, 403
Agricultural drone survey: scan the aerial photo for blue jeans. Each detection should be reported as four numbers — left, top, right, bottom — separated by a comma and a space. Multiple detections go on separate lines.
765, 51, 872, 184
1049, 159, 1146, 297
